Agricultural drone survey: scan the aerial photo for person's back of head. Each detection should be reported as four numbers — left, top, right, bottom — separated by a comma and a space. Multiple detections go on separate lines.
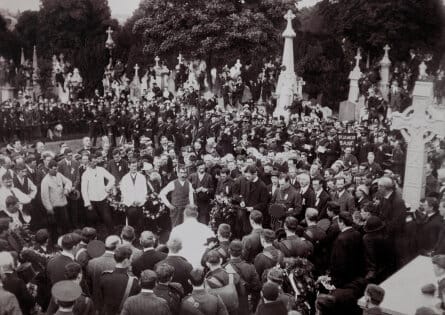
205, 250, 222, 268
140, 270, 157, 290
105, 235, 122, 251
284, 216, 298, 233
338, 211, 353, 227
114, 246, 132, 264
189, 268, 205, 287
155, 263, 175, 283
184, 205, 199, 219
249, 210, 263, 226
139, 231, 156, 249
64, 262, 82, 281
167, 237, 182, 254
81, 227, 97, 244
61, 233, 76, 252
229, 240, 243, 258
305, 208, 319, 223
217, 223, 231, 240
121, 226, 136, 243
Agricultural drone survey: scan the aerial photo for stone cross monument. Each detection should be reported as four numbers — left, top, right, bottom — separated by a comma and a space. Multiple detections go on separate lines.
274, 9, 299, 121
348, 48, 362, 102
379, 44, 391, 100
391, 64, 445, 210
130, 64, 141, 99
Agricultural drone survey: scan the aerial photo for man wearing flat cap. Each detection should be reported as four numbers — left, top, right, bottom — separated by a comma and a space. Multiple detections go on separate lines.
51, 280, 82, 315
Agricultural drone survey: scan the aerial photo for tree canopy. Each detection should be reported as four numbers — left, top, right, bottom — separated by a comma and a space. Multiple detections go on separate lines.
132, 0, 295, 71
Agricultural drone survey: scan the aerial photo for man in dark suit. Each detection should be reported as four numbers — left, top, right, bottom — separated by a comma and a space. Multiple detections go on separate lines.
333, 177, 356, 213
58, 148, 81, 229
86, 235, 119, 311
106, 149, 129, 184
242, 210, 263, 263
244, 166, 269, 225
254, 229, 283, 279
99, 246, 140, 315
132, 231, 167, 278
189, 161, 215, 224
312, 177, 331, 219
121, 269, 170, 315
330, 212, 364, 287
417, 197, 443, 254
275, 217, 313, 258
47, 233, 76, 285
156, 237, 193, 294
377, 177, 406, 269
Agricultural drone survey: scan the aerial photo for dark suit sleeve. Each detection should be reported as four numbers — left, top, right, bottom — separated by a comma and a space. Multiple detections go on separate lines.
16, 279, 36, 313
347, 195, 356, 213
387, 197, 406, 236
363, 235, 377, 273
252, 183, 269, 213
306, 190, 316, 208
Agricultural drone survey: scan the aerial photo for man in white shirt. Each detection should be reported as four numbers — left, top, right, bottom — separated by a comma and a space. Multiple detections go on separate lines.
81, 153, 115, 232
169, 205, 214, 268
120, 158, 147, 235
41, 160, 73, 236
0, 172, 31, 215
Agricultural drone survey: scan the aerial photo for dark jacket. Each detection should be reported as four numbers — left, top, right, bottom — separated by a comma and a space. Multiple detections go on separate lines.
132, 249, 167, 278
156, 255, 193, 295
154, 282, 183, 315
99, 267, 140, 315
2, 272, 35, 315
330, 228, 364, 287
255, 299, 287, 315
225, 257, 262, 314
274, 235, 313, 258
46, 254, 74, 285
106, 159, 128, 183
254, 246, 283, 280
180, 289, 228, 315
416, 212, 443, 253
315, 190, 331, 219
242, 228, 263, 263
121, 291, 171, 315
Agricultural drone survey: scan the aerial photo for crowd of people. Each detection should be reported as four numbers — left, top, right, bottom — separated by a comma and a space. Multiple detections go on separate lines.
0, 75, 444, 315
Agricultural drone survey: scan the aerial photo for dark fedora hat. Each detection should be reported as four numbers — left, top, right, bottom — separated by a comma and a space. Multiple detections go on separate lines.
364, 215, 385, 233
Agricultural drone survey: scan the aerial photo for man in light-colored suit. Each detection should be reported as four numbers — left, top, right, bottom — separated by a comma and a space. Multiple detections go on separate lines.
121, 270, 171, 315
86, 235, 119, 312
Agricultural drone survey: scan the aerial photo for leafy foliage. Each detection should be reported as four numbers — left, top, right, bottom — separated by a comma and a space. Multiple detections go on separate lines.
30, 0, 118, 95
318, 0, 445, 66
132, 0, 295, 71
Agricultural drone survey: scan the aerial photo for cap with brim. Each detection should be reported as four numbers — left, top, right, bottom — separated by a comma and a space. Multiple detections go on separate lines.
51, 280, 82, 303
87, 240, 106, 258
